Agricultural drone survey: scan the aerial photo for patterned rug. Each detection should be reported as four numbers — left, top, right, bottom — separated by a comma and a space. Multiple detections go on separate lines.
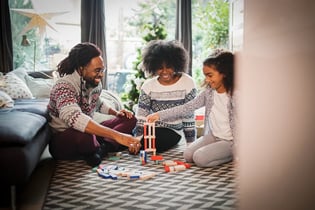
43, 144, 238, 210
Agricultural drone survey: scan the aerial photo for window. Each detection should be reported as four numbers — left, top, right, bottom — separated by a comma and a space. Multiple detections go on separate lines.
191, 0, 230, 88
9, 0, 231, 97
9, 0, 80, 71
104, 0, 176, 96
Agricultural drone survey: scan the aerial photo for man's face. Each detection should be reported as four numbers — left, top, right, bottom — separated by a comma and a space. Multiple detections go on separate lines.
82, 56, 105, 88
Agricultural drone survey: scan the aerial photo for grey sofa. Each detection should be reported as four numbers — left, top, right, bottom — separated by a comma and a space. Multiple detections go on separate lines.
0, 70, 54, 209
0, 68, 123, 209
0, 98, 51, 186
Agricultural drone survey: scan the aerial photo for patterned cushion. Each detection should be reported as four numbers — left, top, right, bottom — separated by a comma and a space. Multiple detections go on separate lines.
0, 90, 14, 109
9, 68, 56, 98
0, 72, 33, 99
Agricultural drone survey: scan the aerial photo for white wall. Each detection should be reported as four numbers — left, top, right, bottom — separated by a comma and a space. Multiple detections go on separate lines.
238, 0, 315, 209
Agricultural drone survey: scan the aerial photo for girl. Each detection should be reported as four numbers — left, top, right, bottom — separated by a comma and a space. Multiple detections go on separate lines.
146, 49, 236, 167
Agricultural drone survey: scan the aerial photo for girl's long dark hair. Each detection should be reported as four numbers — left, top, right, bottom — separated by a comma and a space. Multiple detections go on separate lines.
57, 42, 102, 77
203, 49, 234, 94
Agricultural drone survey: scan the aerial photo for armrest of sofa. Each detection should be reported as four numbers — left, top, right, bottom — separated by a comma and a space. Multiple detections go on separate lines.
0, 111, 47, 146
27, 70, 56, 79
13, 98, 50, 119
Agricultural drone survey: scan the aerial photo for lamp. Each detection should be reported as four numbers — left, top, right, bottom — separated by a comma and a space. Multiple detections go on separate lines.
21, 35, 36, 71
21, 35, 30, 46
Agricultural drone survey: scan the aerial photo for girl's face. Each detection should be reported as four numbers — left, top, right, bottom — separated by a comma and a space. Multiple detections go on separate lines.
203, 65, 226, 93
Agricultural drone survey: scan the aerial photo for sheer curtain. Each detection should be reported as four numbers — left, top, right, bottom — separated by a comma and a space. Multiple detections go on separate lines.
176, 0, 192, 75
0, 0, 13, 73
81, 0, 108, 88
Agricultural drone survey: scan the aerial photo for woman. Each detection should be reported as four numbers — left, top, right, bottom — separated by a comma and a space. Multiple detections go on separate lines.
134, 40, 197, 152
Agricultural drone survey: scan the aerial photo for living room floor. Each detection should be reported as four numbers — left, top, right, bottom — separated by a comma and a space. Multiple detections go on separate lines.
0, 138, 237, 210
0, 147, 56, 210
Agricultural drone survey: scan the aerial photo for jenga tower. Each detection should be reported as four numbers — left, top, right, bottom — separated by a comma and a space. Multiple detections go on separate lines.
143, 122, 156, 156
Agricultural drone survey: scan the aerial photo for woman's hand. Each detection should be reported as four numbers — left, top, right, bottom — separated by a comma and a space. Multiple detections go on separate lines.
116, 109, 134, 119
146, 113, 160, 123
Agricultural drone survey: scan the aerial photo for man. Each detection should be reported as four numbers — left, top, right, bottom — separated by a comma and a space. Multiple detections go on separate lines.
48, 42, 141, 167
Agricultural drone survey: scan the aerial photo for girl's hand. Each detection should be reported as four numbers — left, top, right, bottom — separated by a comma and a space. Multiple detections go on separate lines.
146, 113, 160, 123
116, 109, 134, 119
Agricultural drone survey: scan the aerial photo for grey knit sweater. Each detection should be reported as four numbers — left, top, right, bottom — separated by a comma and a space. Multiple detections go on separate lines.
158, 86, 238, 141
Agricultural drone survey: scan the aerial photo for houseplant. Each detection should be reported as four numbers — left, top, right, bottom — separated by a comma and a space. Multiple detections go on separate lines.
121, 11, 167, 111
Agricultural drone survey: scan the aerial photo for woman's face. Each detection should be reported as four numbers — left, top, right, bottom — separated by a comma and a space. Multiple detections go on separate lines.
156, 64, 177, 85
203, 65, 226, 93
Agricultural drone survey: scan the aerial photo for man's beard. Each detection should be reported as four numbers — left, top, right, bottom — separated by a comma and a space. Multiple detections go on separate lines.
84, 76, 101, 88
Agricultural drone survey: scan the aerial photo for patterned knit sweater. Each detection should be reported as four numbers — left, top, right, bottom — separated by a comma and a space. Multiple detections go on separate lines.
134, 73, 197, 143
48, 71, 111, 132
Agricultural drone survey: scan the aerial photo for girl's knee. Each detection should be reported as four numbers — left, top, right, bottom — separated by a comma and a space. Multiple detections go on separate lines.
192, 151, 209, 167
193, 150, 233, 167
183, 148, 194, 163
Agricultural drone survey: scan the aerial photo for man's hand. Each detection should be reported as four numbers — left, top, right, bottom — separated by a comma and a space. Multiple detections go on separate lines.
128, 142, 141, 154
116, 109, 134, 119
118, 133, 141, 154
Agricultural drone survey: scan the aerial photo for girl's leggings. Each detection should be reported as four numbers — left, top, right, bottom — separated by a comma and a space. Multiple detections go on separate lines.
183, 132, 233, 167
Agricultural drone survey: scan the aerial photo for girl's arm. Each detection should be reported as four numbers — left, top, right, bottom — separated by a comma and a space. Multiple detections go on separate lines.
182, 88, 198, 143
147, 89, 208, 122
133, 89, 151, 136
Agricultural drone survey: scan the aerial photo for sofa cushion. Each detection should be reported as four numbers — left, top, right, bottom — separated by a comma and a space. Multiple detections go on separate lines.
0, 72, 33, 99
13, 98, 49, 118
100, 89, 122, 110
93, 90, 123, 123
0, 90, 14, 109
0, 123, 51, 185
25, 75, 55, 98
0, 111, 46, 146
6, 67, 28, 83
